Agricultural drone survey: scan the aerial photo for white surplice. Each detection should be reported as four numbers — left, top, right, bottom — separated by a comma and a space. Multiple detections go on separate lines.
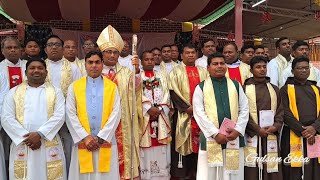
140, 71, 171, 180
0, 59, 27, 87
195, 55, 208, 68
0, 71, 9, 180
267, 54, 293, 88
66, 77, 121, 180
193, 84, 249, 180
1, 84, 67, 180
46, 59, 82, 87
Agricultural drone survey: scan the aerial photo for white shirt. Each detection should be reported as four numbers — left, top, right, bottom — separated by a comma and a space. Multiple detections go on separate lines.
165, 62, 174, 73
195, 55, 208, 68
118, 55, 133, 69
267, 55, 293, 87
193, 82, 249, 138
46, 59, 82, 88
282, 62, 320, 86
154, 65, 160, 72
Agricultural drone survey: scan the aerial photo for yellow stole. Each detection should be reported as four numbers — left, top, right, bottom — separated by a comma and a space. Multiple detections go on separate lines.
203, 77, 240, 171
73, 76, 116, 173
13, 81, 63, 180
45, 59, 72, 97
244, 83, 279, 172
288, 84, 320, 167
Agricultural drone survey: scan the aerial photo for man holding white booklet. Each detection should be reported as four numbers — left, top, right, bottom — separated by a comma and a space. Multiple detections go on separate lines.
193, 52, 249, 180
280, 56, 320, 180
243, 56, 283, 180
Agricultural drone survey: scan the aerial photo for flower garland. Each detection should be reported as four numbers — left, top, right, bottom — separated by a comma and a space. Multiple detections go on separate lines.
142, 76, 160, 90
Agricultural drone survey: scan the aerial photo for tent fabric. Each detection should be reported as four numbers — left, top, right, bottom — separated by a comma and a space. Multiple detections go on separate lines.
0, 0, 227, 22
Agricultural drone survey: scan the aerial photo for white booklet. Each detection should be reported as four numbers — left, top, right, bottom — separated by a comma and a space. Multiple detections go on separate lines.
259, 110, 274, 128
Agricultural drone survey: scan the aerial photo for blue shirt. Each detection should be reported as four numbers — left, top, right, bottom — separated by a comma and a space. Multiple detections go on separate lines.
86, 76, 104, 136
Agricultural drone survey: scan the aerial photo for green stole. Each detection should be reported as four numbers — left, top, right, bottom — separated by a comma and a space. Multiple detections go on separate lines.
199, 77, 245, 150
199, 77, 245, 172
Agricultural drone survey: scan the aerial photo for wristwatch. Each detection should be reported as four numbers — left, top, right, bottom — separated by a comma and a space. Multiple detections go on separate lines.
97, 137, 105, 144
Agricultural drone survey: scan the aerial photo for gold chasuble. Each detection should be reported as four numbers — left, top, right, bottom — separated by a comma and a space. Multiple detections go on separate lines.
45, 59, 72, 97
200, 77, 242, 172
13, 82, 63, 180
287, 84, 320, 167
159, 61, 178, 74
73, 77, 116, 173
170, 64, 208, 156
104, 64, 141, 179
72, 57, 86, 76
245, 83, 279, 172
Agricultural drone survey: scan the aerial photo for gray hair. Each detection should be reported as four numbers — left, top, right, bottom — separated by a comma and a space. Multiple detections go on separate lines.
1, 36, 21, 50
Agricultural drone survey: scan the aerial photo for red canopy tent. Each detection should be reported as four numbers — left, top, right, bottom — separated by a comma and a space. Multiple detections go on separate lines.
0, 0, 226, 22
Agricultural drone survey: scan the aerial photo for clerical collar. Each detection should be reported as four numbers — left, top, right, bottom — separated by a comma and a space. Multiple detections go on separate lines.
87, 75, 103, 84
4, 59, 22, 66
26, 82, 46, 89
202, 55, 208, 59
226, 59, 241, 67
63, 56, 78, 62
47, 59, 63, 64
210, 76, 226, 82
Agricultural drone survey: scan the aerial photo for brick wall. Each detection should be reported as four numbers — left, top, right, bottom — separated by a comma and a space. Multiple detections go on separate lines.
33, 13, 182, 33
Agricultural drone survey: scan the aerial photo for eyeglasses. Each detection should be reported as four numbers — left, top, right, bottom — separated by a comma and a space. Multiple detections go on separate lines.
46, 43, 62, 48
83, 44, 95, 48
103, 50, 119, 55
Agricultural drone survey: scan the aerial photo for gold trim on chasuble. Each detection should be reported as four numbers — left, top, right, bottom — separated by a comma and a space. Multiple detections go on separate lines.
244, 83, 279, 173
287, 84, 320, 167
45, 59, 72, 97
114, 65, 140, 179
13, 82, 63, 180
169, 65, 208, 156
202, 77, 240, 172
73, 77, 116, 173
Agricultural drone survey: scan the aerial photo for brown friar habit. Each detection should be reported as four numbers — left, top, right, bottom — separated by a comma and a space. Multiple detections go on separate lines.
280, 77, 320, 180
243, 77, 283, 180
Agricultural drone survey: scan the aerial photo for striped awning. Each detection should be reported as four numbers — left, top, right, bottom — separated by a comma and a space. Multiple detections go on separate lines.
0, 0, 227, 22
